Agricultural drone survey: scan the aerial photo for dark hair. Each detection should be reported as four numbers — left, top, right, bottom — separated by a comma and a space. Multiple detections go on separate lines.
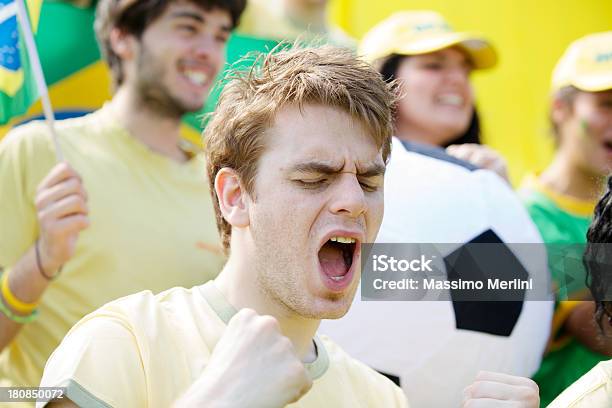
378, 53, 481, 147
95, 0, 246, 88
585, 177, 612, 330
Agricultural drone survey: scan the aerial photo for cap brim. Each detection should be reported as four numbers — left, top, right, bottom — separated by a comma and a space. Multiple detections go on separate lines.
380, 32, 497, 70
571, 74, 612, 92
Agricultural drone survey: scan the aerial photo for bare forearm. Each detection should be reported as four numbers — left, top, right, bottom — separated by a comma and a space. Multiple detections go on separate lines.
565, 301, 612, 356
0, 243, 57, 351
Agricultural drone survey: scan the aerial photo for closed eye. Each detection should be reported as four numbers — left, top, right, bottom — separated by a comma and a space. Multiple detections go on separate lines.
294, 179, 329, 189
359, 182, 379, 192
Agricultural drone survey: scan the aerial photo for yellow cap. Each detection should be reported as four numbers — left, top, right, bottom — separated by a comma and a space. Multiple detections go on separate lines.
551, 32, 612, 93
359, 11, 497, 69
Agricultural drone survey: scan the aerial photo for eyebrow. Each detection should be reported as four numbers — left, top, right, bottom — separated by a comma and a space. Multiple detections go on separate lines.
291, 161, 344, 175
170, 11, 232, 32
170, 11, 204, 23
290, 161, 385, 177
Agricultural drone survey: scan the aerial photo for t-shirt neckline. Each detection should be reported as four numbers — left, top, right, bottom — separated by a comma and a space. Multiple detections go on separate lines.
199, 281, 330, 380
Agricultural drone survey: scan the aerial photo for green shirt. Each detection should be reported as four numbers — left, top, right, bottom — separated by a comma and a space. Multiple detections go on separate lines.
520, 175, 606, 407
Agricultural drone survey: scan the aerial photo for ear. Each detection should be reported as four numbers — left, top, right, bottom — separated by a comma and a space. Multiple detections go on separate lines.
214, 168, 250, 229
551, 96, 573, 127
109, 27, 136, 61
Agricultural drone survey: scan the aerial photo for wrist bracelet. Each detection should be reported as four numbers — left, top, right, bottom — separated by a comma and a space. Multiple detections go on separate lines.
0, 287, 38, 324
35, 239, 62, 281
1, 271, 38, 314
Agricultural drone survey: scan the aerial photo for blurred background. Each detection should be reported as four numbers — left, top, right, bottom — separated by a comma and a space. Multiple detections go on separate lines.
329, 0, 612, 184
1, 0, 611, 184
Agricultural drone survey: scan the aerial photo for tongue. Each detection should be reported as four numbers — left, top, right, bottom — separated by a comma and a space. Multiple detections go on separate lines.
318, 243, 348, 278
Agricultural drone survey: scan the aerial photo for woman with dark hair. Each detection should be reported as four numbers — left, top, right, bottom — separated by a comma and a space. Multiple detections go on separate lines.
548, 178, 612, 407
377, 53, 482, 147
360, 11, 509, 181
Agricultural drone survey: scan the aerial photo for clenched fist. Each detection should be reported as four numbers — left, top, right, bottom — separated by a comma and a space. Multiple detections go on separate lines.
176, 308, 313, 408
463, 371, 540, 408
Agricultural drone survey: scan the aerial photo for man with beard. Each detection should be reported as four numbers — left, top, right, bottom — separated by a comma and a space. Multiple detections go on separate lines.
0, 0, 245, 391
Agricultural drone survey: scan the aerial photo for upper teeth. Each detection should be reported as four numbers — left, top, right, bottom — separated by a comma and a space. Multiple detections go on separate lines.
330, 236, 356, 244
438, 94, 464, 106
184, 70, 208, 86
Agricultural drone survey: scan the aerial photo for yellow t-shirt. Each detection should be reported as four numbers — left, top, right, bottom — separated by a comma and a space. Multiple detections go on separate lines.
38, 282, 409, 408
237, 0, 356, 49
0, 107, 225, 391
548, 359, 612, 407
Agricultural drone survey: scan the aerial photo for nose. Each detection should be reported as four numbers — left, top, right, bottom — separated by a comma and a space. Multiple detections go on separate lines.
193, 33, 224, 64
446, 65, 470, 86
329, 173, 367, 218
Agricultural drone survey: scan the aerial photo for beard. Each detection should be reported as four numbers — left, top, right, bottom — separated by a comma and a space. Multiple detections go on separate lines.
133, 45, 202, 120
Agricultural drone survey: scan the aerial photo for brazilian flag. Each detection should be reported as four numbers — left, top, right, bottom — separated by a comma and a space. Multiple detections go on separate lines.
0, 0, 41, 124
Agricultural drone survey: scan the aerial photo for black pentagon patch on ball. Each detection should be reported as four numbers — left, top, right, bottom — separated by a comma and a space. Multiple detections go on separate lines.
445, 229, 528, 337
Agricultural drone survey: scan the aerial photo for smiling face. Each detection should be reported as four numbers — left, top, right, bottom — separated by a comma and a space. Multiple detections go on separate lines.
395, 47, 475, 146
246, 104, 385, 319
556, 90, 612, 176
126, 1, 231, 117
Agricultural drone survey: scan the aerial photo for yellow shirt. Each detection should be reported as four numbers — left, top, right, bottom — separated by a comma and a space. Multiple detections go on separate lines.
0, 107, 225, 391
237, 0, 356, 49
38, 282, 409, 407
548, 359, 612, 407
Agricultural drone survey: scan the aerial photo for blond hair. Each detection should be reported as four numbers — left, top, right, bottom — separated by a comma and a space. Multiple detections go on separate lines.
205, 45, 397, 250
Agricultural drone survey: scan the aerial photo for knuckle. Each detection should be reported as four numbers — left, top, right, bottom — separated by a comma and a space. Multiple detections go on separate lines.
288, 360, 302, 375
258, 315, 279, 331
76, 196, 87, 209
278, 336, 292, 350
233, 308, 255, 324
518, 385, 538, 401
34, 195, 45, 210
68, 178, 80, 190
528, 379, 539, 392
38, 211, 51, 225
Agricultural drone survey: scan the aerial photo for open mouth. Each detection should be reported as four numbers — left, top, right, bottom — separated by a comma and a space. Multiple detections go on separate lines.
318, 236, 357, 283
178, 61, 212, 89
181, 69, 209, 87
603, 141, 612, 154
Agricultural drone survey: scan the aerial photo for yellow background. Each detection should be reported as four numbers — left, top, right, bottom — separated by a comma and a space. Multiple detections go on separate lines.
3, 1, 610, 184
330, 0, 612, 184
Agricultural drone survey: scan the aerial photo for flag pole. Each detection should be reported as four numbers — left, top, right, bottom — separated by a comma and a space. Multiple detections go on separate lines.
15, 0, 63, 161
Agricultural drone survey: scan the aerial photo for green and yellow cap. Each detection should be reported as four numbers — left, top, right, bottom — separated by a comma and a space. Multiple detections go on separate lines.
359, 11, 497, 70
551, 31, 612, 93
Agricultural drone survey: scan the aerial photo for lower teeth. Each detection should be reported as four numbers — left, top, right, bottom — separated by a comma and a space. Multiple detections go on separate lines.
331, 276, 344, 281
